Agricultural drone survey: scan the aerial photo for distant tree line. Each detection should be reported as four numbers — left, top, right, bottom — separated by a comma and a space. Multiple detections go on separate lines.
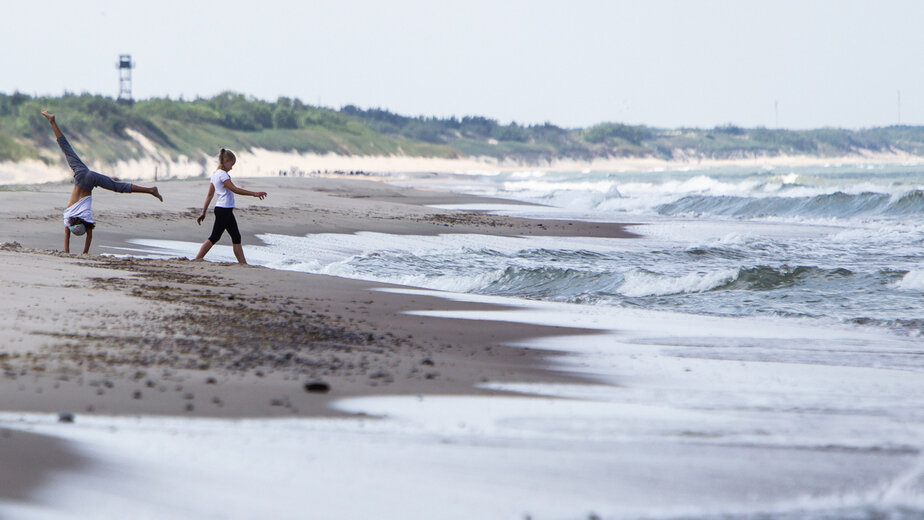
4, 90, 924, 164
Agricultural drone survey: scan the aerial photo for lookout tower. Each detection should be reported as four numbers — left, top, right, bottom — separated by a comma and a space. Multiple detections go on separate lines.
117, 54, 135, 105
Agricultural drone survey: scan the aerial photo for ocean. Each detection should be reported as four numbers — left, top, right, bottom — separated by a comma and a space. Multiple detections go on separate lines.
139, 163, 924, 338
413, 164, 924, 337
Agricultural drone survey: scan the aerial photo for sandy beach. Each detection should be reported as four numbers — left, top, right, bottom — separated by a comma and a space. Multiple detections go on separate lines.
2, 173, 923, 519
0, 175, 635, 508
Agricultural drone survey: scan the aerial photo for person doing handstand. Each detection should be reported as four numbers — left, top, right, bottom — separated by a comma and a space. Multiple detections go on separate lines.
193, 148, 267, 264
42, 110, 162, 254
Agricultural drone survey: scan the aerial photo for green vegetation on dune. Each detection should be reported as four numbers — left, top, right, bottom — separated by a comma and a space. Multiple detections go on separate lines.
3, 90, 924, 166
0, 133, 39, 162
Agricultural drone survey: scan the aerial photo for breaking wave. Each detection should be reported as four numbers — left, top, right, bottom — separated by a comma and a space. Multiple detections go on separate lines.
657, 190, 924, 219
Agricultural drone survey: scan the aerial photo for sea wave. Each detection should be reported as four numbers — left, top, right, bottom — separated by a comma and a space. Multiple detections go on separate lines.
656, 190, 924, 219
618, 268, 738, 297
723, 265, 853, 290
491, 171, 922, 219
614, 265, 855, 298
481, 266, 621, 301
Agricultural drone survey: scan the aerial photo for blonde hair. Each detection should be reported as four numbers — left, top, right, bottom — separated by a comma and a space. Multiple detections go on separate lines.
218, 148, 236, 167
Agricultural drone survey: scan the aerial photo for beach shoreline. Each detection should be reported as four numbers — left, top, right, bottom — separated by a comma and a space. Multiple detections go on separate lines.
0, 175, 634, 507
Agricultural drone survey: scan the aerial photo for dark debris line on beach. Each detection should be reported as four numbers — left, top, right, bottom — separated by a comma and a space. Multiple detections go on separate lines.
64, 256, 412, 379
0, 253, 442, 417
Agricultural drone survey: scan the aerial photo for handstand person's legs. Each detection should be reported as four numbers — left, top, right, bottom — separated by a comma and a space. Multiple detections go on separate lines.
41, 110, 63, 138
56, 135, 90, 177
86, 171, 131, 193
41, 110, 88, 176
42, 111, 162, 202
130, 184, 163, 202
85, 171, 162, 201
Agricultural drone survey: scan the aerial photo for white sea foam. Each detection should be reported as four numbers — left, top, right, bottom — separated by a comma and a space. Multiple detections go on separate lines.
715, 232, 755, 245
499, 179, 615, 194
618, 268, 738, 297
508, 170, 546, 179
896, 270, 924, 291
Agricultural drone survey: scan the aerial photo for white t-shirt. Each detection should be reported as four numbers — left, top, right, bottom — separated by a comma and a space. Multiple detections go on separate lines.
63, 195, 94, 226
211, 169, 234, 208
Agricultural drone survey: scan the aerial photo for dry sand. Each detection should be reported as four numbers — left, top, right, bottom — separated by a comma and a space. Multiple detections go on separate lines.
0, 175, 637, 504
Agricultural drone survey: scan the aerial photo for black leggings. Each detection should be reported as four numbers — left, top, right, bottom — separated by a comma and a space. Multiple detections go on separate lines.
208, 207, 242, 244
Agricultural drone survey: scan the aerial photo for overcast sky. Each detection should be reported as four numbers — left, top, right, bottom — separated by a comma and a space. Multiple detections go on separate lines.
4, 0, 923, 129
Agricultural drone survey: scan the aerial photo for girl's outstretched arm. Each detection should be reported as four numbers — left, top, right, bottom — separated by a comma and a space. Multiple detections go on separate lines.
223, 180, 267, 200
197, 184, 215, 225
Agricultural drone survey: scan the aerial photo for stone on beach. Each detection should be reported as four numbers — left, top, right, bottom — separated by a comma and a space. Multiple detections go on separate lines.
304, 381, 331, 393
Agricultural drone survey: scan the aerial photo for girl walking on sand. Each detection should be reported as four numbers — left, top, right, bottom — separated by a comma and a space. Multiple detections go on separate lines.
194, 148, 267, 264
42, 110, 162, 254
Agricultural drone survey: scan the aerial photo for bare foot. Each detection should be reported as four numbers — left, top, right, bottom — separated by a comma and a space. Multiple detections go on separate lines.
151, 187, 163, 202
41, 110, 55, 122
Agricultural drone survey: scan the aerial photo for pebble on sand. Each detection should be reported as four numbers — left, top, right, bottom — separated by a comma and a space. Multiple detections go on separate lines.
304, 381, 331, 393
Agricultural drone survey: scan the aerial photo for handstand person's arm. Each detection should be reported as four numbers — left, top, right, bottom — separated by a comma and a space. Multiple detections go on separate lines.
64, 227, 70, 254
197, 184, 216, 225
83, 228, 93, 254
